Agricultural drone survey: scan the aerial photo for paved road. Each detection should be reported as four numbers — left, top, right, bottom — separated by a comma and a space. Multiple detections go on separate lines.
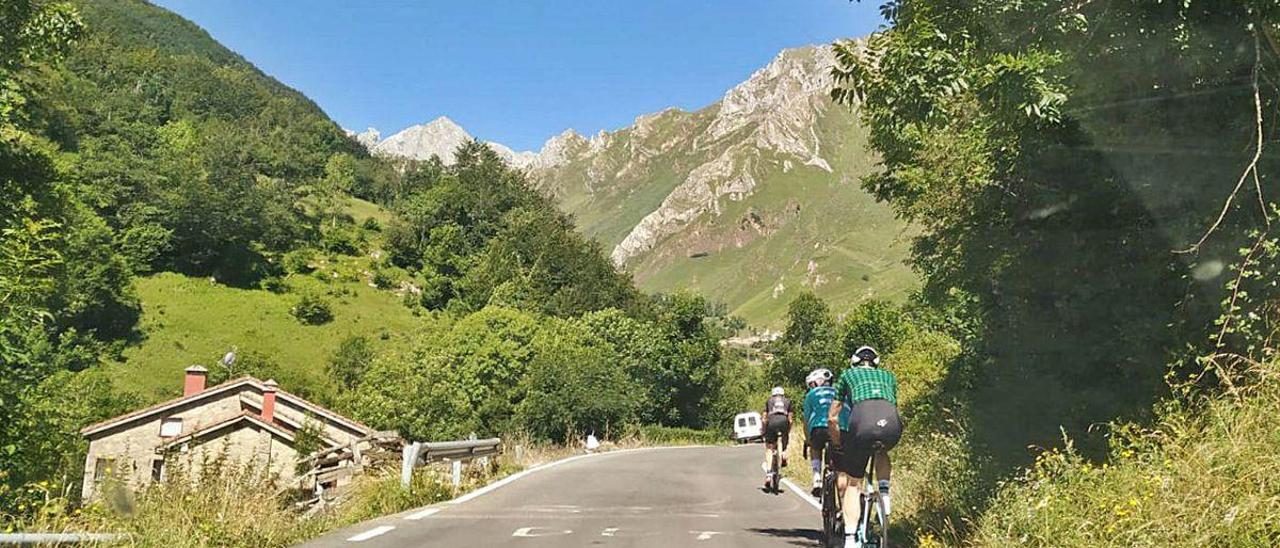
300, 445, 824, 547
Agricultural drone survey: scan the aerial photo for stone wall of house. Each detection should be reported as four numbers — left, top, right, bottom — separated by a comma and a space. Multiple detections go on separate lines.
178, 424, 299, 485
81, 380, 372, 500
82, 388, 245, 499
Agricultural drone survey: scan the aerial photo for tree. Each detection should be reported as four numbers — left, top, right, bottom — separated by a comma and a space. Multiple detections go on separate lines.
515, 321, 637, 441
319, 153, 356, 228
839, 299, 912, 357
327, 335, 374, 391
771, 291, 843, 386
830, 1, 1280, 465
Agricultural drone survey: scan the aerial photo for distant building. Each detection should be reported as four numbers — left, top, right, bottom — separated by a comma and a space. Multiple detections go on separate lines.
80, 366, 377, 500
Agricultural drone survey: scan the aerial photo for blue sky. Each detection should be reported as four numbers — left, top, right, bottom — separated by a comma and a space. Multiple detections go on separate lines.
155, 1, 885, 151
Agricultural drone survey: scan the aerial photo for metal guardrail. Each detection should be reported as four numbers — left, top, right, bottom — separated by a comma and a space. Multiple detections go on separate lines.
400, 437, 501, 490
0, 533, 125, 545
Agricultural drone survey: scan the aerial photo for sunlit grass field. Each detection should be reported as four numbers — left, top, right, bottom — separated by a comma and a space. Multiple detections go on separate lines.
110, 268, 423, 402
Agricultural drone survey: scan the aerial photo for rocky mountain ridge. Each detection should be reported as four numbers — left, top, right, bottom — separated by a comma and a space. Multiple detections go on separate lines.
362, 44, 915, 324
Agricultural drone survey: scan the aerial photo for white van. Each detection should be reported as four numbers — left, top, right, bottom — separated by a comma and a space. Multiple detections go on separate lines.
733, 411, 763, 443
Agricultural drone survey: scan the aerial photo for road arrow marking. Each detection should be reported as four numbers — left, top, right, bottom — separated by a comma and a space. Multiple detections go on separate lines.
691, 531, 724, 541
512, 527, 572, 538
347, 525, 394, 542
602, 528, 619, 537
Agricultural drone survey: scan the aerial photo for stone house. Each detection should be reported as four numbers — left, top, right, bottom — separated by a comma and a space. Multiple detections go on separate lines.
80, 366, 376, 500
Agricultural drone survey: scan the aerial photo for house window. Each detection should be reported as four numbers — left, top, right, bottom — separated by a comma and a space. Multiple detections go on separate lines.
151, 459, 165, 482
159, 417, 183, 437
94, 458, 116, 482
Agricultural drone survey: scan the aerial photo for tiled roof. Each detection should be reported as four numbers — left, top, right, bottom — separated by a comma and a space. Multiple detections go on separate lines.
155, 411, 296, 451
81, 376, 374, 438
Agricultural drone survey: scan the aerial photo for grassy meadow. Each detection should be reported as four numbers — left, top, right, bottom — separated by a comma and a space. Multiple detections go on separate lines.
109, 268, 423, 402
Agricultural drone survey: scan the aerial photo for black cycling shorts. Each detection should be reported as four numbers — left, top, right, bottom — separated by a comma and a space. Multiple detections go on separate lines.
835, 399, 902, 478
808, 426, 830, 458
764, 414, 790, 447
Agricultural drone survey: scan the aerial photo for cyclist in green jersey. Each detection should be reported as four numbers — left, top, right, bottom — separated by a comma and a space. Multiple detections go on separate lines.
828, 346, 902, 548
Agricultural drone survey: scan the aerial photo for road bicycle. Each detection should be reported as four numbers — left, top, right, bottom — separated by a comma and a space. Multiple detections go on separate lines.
765, 448, 781, 493
854, 445, 889, 548
823, 442, 889, 548
820, 442, 844, 547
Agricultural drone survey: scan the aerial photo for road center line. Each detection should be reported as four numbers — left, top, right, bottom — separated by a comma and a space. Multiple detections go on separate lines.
782, 478, 822, 510
404, 508, 439, 520
346, 525, 395, 542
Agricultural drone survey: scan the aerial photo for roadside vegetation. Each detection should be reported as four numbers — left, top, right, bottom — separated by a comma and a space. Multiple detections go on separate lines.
6, 0, 1280, 546
813, 1, 1280, 545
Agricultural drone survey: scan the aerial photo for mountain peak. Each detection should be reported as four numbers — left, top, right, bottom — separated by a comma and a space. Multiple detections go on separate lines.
372, 117, 474, 164
425, 115, 464, 132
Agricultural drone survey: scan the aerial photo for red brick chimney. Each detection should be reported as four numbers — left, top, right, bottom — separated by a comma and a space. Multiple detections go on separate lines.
183, 365, 207, 396
261, 379, 279, 424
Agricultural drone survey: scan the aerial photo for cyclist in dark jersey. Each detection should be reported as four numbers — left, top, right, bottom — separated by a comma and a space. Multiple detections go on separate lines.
762, 386, 792, 486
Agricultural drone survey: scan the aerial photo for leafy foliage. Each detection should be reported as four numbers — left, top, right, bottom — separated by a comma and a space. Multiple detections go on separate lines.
290, 292, 334, 325
833, 0, 1280, 470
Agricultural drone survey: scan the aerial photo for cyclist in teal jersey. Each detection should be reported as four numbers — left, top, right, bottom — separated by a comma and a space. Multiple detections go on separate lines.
802, 368, 840, 496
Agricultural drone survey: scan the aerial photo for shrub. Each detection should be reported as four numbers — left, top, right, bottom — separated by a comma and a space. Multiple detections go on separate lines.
371, 269, 395, 290
281, 248, 316, 274
327, 335, 374, 389
320, 225, 359, 255
972, 361, 1280, 547
627, 424, 725, 445
360, 217, 381, 232
258, 276, 289, 293
290, 293, 333, 325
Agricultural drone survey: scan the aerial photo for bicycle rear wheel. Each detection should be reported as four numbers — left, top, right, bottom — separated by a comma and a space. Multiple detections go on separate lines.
821, 468, 843, 547
769, 452, 780, 493
864, 489, 889, 548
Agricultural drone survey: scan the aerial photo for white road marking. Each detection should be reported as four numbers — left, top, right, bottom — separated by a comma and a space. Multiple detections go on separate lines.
512, 527, 572, 537
404, 508, 440, 520
529, 504, 582, 513
346, 525, 394, 542
450, 446, 706, 506
782, 478, 822, 510
602, 527, 619, 537
451, 454, 593, 504
691, 531, 724, 540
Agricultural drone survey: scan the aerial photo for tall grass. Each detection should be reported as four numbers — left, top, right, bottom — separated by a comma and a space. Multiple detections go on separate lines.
972, 360, 1280, 546
9, 452, 516, 547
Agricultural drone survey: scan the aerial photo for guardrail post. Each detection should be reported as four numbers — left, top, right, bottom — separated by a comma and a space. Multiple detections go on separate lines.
451, 460, 462, 487
400, 441, 421, 490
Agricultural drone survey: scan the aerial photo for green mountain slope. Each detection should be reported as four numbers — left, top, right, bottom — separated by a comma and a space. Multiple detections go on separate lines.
528, 46, 916, 325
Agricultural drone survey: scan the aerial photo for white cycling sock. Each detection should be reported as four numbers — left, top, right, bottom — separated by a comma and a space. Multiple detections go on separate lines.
812, 471, 821, 487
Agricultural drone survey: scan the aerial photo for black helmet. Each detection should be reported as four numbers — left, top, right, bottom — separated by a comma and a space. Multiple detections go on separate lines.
851, 345, 880, 367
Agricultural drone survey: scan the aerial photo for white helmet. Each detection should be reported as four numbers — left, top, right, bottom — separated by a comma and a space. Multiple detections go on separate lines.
771, 386, 785, 396
851, 345, 881, 367
806, 368, 833, 387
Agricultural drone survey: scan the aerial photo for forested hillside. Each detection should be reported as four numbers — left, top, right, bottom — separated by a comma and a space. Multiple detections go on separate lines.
1, 0, 752, 527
